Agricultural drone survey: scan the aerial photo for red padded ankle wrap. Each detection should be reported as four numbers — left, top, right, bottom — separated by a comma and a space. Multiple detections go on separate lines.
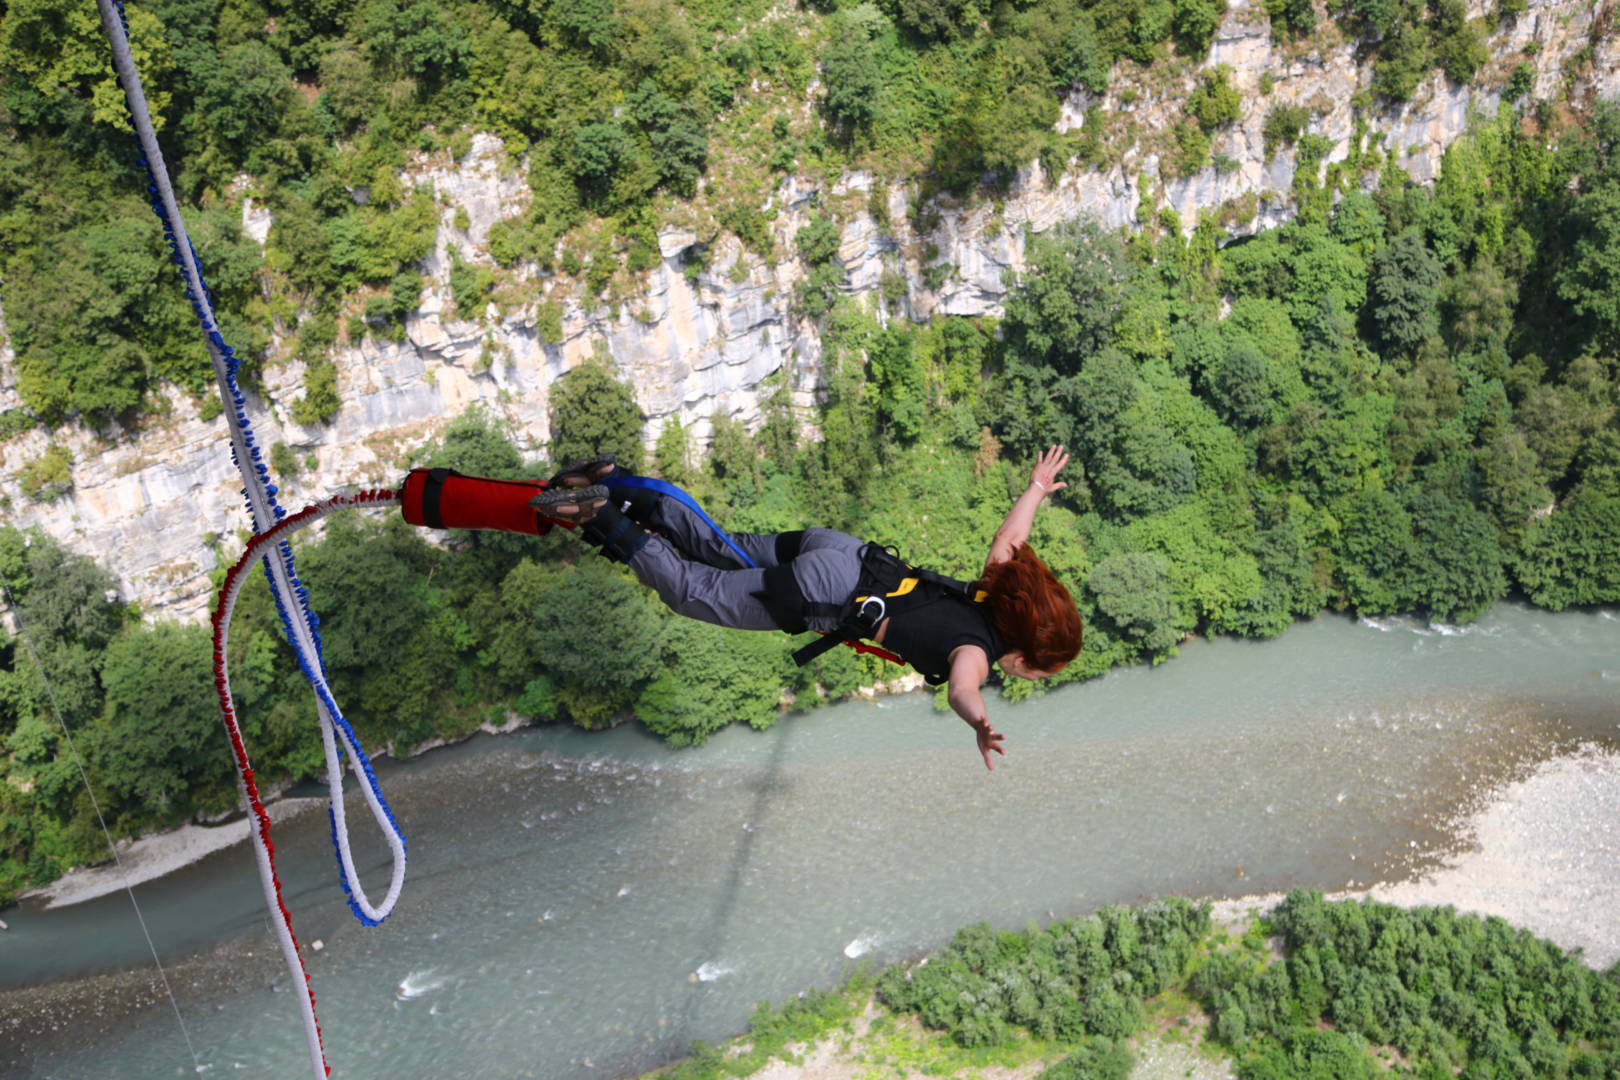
399, 468, 570, 535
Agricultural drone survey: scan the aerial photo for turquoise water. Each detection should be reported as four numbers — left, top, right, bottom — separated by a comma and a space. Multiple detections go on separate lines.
3, 604, 1617, 1078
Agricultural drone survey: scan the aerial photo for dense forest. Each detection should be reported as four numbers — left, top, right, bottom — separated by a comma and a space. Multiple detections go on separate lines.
662, 891, 1620, 1079
2, 0, 1620, 904
0, 0, 1540, 426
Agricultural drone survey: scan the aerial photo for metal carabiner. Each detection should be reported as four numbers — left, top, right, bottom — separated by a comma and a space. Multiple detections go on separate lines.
855, 595, 887, 629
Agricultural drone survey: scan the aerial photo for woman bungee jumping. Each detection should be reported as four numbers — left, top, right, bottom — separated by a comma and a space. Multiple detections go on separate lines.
528, 445, 1083, 770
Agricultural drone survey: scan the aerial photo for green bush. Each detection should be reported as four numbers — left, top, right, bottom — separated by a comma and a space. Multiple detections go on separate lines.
794, 213, 845, 318
1262, 103, 1311, 160
290, 359, 342, 425
18, 443, 74, 502
449, 248, 496, 318
1189, 65, 1242, 133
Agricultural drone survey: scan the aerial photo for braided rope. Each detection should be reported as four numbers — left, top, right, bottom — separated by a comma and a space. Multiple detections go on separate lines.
213, 490, 404, 1079
92, 0, 407, 927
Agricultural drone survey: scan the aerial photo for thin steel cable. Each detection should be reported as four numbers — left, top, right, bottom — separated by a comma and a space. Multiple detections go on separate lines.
0, 566, 203, 1074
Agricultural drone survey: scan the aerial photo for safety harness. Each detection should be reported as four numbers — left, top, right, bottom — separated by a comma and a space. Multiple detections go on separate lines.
756, 539, 991, 680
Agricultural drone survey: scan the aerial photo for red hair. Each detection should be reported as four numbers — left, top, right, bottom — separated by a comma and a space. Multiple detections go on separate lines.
980, 544, 1082, 673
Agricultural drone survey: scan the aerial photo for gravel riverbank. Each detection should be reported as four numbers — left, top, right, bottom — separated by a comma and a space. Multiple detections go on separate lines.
19, 797, 325, 909
1211, 743, 1620, 970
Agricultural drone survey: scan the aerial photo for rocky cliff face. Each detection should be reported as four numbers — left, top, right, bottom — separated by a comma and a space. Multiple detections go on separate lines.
1, 0, 1616, 620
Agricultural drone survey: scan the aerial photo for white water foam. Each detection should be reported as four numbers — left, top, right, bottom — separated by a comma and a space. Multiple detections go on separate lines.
1430, 621, 1502, 638
843, 933, 881, 958
395, 969, 449, 1000
693, 961, 733, 982
1358, 615, 1431, 636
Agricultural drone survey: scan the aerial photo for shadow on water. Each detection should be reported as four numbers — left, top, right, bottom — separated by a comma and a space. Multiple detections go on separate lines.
660, 715, 796, 1063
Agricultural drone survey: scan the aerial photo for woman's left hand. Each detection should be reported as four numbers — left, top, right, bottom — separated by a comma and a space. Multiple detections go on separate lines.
1030, 445, 1069, 495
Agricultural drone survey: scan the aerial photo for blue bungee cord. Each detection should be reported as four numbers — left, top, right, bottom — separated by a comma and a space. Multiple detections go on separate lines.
93, 0, 408, 943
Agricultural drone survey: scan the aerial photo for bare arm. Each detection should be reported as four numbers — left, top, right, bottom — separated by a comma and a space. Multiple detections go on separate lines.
946, 645, 1003, 770
984, 445, 1069, 575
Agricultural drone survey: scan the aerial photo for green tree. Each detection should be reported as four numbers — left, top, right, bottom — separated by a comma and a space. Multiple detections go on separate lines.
1368, 227, 1443, 354
88, 623, 229, 826
1514, 493, 1620, 609
794, 212, 846, 318
1403, 488, 1506, 622
1210, 341, 1274, 427
548, 358, 645, 473
1087, 551, 1179, 654
1335, 487, 1417, 614
635, 619, 788, 744
1056, 13, 1109, 94
1441, 255, 1516, 358
297, 515, 433, 675
821, 31, 880, 133
490, 557, 664, 727
552, 0, 619, 49
572, 122, 633, 195
653, 415, 693, 484
1430, 0, 1486, 85
1557, 181, 1620, 354
1369, 20, 1432, 102
630, 79, 707, 195
316, 44, 381, 136
892, 0, 972, 41
1517, 355, 1615, 485
1172, 0, 1226, 59
1002, 222, 1130, 374
868, 326, 927, 443
0, 0, 176, 129
1264, 0, 1316, 37
709, 411, 763, 492
1473, 428, 1547, 534
195, 40, 293, 153
1188, 64, 1241, 132
362, 0, 471, 79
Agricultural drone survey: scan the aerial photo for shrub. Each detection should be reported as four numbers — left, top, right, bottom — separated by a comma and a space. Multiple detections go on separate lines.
1262, 103, 1311, 160
19, 443, 74, 502
1189, 65, 1242, 133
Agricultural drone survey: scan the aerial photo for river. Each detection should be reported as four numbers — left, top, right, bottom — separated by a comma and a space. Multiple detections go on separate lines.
2, 603, 1617, 1079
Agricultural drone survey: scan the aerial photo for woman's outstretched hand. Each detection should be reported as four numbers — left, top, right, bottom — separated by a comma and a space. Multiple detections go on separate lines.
970, 716, 1006, 771
1030, 445, 1069, 495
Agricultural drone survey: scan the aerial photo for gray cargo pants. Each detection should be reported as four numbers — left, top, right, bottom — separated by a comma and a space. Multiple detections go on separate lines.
620, 493, 863, 633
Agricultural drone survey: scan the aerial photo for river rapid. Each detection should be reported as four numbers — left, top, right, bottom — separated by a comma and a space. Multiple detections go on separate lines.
2, 603, 1617, 1079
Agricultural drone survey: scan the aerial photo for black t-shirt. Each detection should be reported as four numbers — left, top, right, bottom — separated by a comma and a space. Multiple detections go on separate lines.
868, 578, 1005, 686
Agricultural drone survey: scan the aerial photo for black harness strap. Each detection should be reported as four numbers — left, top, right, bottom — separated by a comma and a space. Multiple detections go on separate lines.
421, 467, 454, 530
791, 630, 847, 668
774, 530, 806, 564
777, 544, 983, 669
754, 563, 809, 634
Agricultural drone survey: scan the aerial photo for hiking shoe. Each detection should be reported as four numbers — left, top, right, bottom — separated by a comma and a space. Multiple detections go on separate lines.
547, 454, 619, 489
530, 484, 610, 522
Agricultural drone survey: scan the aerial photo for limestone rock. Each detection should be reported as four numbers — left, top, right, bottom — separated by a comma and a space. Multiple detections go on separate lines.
0, 0, 1611, 618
